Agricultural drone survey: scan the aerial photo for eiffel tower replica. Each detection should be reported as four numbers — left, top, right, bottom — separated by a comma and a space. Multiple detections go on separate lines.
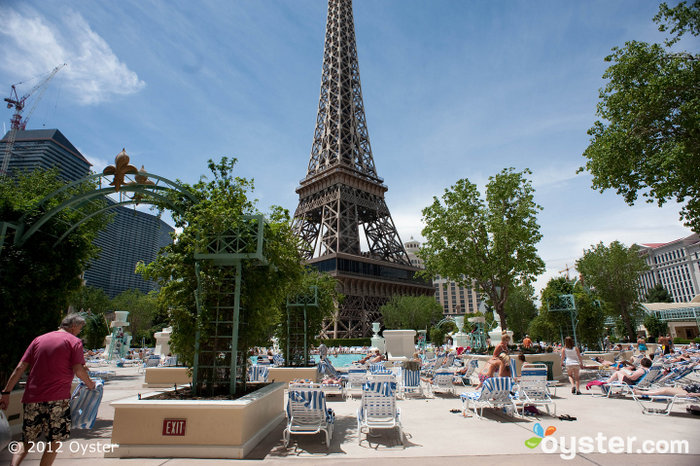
293, 0, 434, 338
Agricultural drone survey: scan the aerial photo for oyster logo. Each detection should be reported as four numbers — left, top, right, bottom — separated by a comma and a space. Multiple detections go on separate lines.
524, 423, 556, 449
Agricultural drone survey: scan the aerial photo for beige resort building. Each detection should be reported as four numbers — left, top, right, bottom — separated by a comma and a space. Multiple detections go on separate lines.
404, 238, 483, 317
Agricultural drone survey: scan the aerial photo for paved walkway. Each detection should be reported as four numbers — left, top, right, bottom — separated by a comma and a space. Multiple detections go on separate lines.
2, 365, 699, 465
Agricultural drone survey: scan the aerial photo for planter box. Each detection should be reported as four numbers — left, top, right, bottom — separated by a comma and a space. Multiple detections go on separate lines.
267, 366, 318, 386
107, 382, 285, 459
144, 367, 192, 387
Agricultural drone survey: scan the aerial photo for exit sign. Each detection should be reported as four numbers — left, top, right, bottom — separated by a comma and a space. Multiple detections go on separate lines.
162, 418, 186, 436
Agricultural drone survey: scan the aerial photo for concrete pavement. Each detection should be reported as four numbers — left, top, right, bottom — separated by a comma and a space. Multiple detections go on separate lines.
2, 364, 699, 465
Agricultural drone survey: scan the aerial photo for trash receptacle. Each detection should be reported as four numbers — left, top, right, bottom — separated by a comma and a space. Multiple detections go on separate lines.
542, 360, 554, 380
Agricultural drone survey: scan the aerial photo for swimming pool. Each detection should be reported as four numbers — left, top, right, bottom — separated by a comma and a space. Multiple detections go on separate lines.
249, 354, 363, 367
312, 354, 363, 367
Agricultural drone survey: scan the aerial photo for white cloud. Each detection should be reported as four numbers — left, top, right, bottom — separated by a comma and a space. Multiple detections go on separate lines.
0, 7, 144, 105
82, 151, 109, 173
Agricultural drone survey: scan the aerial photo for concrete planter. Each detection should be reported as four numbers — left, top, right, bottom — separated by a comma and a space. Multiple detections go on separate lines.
383, 329, 417, 361
143, 367, 192, 387
267, 366, 318, 385
108, 382, 285, 459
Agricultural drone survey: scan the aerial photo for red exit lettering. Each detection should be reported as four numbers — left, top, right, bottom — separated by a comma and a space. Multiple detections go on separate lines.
162, 418, 186, 436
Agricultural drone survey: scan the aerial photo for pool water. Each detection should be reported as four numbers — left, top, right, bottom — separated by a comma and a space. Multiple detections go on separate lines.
312, 354, 363, 367
249, 353, 363, 367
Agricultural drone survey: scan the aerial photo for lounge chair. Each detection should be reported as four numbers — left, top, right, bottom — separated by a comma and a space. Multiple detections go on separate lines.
345, 368, 368, 399
514, 363, 556, 416
633, 392, 699, 415
138, 355, 161, 373
317, 358, 345, 380
357, 375, 403, 445
601, 368, 652, 397
398, 366, 424, 399
272, 353, 285, 366
247, 365, 269, 383
369, 362, 391, 375
460, 377, 518, 418
283, 383, 335, 448
430, 369, 459, 396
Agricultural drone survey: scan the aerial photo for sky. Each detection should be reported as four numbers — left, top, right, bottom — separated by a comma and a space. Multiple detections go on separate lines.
1, 0, 696, 297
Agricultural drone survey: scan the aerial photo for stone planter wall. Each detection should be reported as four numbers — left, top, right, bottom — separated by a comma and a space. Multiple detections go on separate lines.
144, 367, 192, 387
108, 382, 285, 459
267, 366, 318, 385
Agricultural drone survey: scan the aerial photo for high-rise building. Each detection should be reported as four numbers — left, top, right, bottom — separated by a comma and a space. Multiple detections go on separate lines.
292, 0, 433, 338
83, 199, 173, 298
1, 129, 90, 180
1, 129, 174, 298
404, 238, 483, 316
638, 233, 700, 303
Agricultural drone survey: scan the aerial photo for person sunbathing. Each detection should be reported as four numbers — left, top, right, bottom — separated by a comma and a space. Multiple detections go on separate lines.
321, 375, 343, 385
605, 357, 652, 384
474, 359, 506, 389
633, 383, 700, 398
357, 350, 378, 365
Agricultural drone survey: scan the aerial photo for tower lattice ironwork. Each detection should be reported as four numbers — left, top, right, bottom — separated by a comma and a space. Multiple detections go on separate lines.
293, 0, 433, 338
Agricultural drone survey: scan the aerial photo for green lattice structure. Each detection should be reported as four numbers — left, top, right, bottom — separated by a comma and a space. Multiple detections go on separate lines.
547, 294, 579, 347
285, 285, 319, 367
192, 214, 267, 396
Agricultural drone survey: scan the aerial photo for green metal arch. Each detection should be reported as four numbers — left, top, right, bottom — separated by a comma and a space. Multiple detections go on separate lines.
52, 194, 176, 247
14, 171, 195, 247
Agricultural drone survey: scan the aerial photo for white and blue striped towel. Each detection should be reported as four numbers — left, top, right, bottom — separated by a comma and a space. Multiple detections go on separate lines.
248, 365, 270, 382
402, 369, 420, 387
287, 390, 334, 423
70, 380, 104, 429
363, 381, 397, 397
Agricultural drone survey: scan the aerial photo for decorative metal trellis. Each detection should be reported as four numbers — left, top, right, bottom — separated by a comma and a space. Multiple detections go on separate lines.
192, 215, 267, 396
0, 148, 269, 397
547, 294, 579, 347
285, 285, 319, 367
0, 149, 196, 254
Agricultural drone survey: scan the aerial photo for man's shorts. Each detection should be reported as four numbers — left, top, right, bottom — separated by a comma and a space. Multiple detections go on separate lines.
22, 399, 71, 443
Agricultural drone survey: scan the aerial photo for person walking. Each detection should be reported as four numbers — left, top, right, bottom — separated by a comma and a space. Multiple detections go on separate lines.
0, 313, 96, 466
560, 336, 584, 395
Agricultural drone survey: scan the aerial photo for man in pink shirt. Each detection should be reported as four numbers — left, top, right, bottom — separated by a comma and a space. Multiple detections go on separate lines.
1, 313, 96, 466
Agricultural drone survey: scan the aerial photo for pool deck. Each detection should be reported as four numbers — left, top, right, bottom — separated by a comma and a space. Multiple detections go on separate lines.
2, 364, 699, 465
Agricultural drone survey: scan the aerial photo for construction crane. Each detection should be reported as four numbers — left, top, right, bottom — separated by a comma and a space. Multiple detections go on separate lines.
1, 63, 66, 175
559, 264, 573, 279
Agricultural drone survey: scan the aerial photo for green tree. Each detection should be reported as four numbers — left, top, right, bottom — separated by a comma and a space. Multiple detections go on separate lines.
275, 270, 339, 362
580, 1, 700, 232
645, 283, 674, 303
0, 169, 109, 385
112, 289, 159, 346
527, 314, 558, 345
576, 241, 649, 341
503, 284, 538, 341
535, 277, 606, 349
643, 313, 669, 338
419, 168, 545, 331
67, 286, 112, 349
138, 158, 306, 374
429, 321, 456, 347
380, 295, 443, 330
